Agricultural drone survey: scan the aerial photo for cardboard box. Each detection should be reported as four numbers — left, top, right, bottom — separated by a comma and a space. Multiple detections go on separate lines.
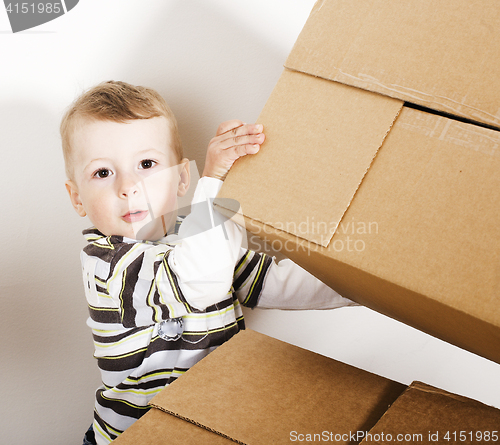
114, 330, 406, 444
215, 0, 500, 363
359, 381, 500, 444
285, 0, 500, 129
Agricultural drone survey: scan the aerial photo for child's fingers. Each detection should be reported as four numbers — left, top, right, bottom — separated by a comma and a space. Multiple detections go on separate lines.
216, 120, 245, 136
217, 122, 263, 140
203, 122, 264, 179
215, 129, 265, 151
230, 142, 262, 159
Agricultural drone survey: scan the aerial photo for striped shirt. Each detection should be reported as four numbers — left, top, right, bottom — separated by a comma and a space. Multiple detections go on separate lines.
80, 178, 356, 444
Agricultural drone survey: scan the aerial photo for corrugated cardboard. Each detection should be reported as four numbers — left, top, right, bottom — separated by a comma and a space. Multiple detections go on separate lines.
114, 330, 406, 444
286, 0, 500, 129
112, 408, 235, 444
215, 2, 500, 363
359, 381, 500, 444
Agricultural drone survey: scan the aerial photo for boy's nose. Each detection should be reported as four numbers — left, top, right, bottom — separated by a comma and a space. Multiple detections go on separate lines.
118, 176, 140, 198
122, 187, 138, 197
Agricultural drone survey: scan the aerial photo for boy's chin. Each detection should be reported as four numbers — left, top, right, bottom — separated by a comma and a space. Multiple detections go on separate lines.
133, 216, 171, 241
133, 221, 160, 241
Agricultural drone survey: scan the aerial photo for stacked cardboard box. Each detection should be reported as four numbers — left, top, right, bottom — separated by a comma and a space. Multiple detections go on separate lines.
114, 331, 500, 444
114, 330, 407, 444
216, 0, 500, 364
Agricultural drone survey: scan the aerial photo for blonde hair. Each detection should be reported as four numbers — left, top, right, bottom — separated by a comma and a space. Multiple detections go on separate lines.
60, 80, 183, 179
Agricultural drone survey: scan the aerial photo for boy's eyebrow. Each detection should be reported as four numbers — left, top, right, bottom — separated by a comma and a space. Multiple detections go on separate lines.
83, 157, 111, 173
136, 148, 168, 157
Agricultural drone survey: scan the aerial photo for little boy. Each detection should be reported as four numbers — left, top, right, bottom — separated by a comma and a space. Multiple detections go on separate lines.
61, 81, 356, 445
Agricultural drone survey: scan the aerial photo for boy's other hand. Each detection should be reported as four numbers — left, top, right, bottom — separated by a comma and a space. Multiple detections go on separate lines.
202, 120, 265, 181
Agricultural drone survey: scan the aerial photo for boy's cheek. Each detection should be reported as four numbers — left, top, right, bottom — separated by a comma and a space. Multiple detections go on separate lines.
142, 166, 179, 188
84, 194, 111, 223
139, 171, 179, 205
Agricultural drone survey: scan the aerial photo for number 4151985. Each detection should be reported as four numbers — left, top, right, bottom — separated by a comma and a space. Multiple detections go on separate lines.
5, 3, 62, 14
443, 431, 498, 442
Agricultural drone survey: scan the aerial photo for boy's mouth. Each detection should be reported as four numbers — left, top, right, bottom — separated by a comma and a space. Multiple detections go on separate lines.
122, 210, 149, 223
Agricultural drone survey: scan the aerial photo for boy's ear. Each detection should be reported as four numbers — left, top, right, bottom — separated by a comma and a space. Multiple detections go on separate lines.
65, 180, 87, 217
177, 158, 191, 198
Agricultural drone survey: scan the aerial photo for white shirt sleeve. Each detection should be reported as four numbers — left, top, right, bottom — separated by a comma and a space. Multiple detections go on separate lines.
259, 259, 358, 309
233, 248, 358, 310
166, 176, 245, 310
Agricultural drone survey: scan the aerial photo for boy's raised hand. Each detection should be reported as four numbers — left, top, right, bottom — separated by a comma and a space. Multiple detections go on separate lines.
202, 120, 265, 181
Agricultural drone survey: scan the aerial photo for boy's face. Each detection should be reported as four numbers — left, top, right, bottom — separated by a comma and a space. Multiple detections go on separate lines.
66, 116, 190, 241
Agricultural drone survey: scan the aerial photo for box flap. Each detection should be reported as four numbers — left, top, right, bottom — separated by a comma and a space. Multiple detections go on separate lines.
360, 381, 500, 443
216, 68, 402, 247
149, 330, 406, 445
113, 408, 236, 445
286, 0, 500, 128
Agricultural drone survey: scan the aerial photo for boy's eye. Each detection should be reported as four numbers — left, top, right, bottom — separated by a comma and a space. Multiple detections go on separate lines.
139, 159, 156, 169
94, 168, 111, 179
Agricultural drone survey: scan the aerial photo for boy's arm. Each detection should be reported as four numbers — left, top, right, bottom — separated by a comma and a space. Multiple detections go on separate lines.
200, 122, 352, 310
164, 176, 243, 311
234, 249, 358, 310
166, 121, 265, 310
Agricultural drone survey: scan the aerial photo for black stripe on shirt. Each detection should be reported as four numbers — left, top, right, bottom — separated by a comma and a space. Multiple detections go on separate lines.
152, 285, 171, 322
96, 388, 150, 420
114, 367, 189, 389
88, 305, 121, 324
162, 250, 198, 313
242, 254, 273, 308
236, 314, 245, 331
234, 249, 251, 275
107, 242, 135, 282
97, 345, 148, 372
115, 378, 171, 392
147, 257, 171, 323
118, 253, 144, 328
93, 411, 121, 441
92, 326, 150, 345
233, 250, 260, 290
205, 295, 234, 312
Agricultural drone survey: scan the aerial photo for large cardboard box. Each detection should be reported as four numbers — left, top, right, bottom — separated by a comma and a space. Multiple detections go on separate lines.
360, 381, 500, 444
216, 0, 500, 363
114, 330, 406, 444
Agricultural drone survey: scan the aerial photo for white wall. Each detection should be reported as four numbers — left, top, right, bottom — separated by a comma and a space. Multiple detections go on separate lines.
0, 1, 498, 443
